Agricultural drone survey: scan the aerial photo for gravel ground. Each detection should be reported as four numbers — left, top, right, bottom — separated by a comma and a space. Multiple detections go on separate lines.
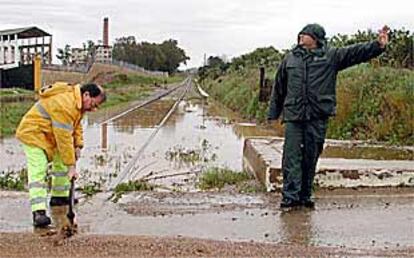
1, 232, 413, 257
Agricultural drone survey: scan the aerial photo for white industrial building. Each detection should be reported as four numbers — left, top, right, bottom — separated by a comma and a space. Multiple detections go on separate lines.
0, 26, 52, 69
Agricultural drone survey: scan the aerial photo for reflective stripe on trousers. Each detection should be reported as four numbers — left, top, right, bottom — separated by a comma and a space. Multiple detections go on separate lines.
51, 153, 69, 198
22, 144, 70, 212
22, 144, 48, 212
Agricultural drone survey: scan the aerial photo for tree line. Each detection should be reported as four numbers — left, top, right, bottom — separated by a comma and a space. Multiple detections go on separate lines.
56, 37, 189, 74
198, 27, 413, 81
112, 36, 189, 74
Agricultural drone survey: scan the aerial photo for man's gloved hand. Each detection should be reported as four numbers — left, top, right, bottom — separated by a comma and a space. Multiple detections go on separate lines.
75, 147, 81, 160
378, 25, 389, 48
68, 165, 79, 180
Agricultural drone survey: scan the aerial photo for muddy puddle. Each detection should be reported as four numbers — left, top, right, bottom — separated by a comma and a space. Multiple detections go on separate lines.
1, 190, 413, 249
87, 192, 414, 249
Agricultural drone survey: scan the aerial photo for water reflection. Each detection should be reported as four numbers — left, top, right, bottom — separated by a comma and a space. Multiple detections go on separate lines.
112, 100, 177, 130
79, 100, 253, 189
279, 210, 313, 245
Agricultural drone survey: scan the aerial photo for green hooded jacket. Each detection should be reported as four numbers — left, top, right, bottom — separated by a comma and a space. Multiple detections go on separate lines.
268, 24, 385, 121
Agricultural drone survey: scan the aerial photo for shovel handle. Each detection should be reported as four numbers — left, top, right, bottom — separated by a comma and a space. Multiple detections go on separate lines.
67, 178, 75, 224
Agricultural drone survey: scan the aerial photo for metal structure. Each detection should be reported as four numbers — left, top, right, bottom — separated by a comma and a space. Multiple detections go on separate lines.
0, 26, 52, 70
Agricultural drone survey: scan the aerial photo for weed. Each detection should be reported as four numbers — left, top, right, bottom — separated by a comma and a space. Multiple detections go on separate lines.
166, 140, 217, 164
110, 180, 156, 202
80, 181, 102, 197
237, 181, 267, 193
197, 167, 252, 190
0, 169, 28, 191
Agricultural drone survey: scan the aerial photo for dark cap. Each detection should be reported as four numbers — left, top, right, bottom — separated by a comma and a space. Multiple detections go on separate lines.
298, 23, 326, 46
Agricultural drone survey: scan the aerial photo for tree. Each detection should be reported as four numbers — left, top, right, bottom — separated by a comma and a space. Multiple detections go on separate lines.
112, 37, 189, 74
56, 44, 72, 65
158, 39, 190, 74
84, 40, 96, 63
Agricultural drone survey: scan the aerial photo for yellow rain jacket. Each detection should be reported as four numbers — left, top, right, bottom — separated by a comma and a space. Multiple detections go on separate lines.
16, 82, 84, 166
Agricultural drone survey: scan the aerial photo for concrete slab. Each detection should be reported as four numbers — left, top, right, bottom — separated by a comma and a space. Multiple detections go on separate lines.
243, 137, 414, 191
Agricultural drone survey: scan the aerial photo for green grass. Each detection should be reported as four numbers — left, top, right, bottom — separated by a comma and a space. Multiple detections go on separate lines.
0, 101, 34, 138
203, 69, 270, 123
80, 181, 103, 197
104, 73, 183, 90
0, 169, 27, 191
109, 180, 156, 202
329, 65, 414, 145
100, 73, 183, 109
0, 88, 32, 96
197, 167, 252, 190
201, 65, 414, 145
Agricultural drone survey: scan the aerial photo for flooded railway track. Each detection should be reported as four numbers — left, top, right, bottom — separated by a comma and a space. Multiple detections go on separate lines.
108, 77, 194, 189
98, 77, 192, 125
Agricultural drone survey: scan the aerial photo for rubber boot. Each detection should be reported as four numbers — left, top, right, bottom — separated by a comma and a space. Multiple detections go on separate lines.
32, 210, 51, 227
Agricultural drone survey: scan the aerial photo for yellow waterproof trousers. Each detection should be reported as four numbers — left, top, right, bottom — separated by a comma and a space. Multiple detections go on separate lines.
22, 144, 70, 211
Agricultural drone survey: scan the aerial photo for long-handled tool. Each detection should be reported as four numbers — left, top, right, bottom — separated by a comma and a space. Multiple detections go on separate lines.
67, 178, 75, 225
62, 178, 77, 237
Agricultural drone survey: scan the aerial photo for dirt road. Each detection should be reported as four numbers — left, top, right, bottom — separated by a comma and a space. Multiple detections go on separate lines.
1, 232, 413, 257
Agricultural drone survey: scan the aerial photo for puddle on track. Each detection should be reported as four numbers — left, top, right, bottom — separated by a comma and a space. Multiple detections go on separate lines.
0, 98, 278, 190
1, 99, 280, 196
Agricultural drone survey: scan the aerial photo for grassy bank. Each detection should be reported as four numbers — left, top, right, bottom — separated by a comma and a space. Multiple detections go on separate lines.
331, 65, 413, 145
100, 73, 183, 109
202, 65, 414, 145
203, 68, 275, 123
0, 101, 34, 138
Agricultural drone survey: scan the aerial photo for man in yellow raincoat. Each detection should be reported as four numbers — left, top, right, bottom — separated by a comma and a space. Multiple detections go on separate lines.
16, 82, 106, 227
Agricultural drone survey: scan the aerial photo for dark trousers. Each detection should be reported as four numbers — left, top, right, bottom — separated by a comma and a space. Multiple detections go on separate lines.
282, 119, 328, 203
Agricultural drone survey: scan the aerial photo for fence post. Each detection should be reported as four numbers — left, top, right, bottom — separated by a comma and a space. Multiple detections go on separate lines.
34, 54, 42, 92
410, 34, 414, 69
258, 67, 267, 102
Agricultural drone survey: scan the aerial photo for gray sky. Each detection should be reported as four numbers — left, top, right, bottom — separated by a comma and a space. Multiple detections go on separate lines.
1, 0, 413, 68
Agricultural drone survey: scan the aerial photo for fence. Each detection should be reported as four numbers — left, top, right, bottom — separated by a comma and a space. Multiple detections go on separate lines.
110, 60, 168, 77
43, 60, 168, 77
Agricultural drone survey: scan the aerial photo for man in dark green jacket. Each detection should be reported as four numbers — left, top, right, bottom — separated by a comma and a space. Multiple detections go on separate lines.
268, 24, 389, 209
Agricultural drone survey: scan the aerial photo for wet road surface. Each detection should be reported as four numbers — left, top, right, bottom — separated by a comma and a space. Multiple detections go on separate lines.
1, 189, 413, 250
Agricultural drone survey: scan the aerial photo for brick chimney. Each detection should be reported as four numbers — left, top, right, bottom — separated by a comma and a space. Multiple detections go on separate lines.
103, 17, 109, 46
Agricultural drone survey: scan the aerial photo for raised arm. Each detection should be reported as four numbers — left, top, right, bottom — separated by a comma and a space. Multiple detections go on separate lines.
333, 26, 389, 71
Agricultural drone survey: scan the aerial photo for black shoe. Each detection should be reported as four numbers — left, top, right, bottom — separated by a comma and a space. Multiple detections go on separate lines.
50, 197, 79, 206
280, 200, 301, 209
32, 210, 51, 228
301, 200, 315, 209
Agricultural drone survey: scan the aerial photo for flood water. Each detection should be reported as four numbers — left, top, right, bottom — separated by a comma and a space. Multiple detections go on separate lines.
1, 89, 414, 250
78, 97, 278, 190
1, 92, 412, 190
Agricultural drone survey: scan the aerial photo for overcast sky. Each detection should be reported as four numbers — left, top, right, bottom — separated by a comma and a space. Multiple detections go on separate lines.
1, 0, 413, 68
